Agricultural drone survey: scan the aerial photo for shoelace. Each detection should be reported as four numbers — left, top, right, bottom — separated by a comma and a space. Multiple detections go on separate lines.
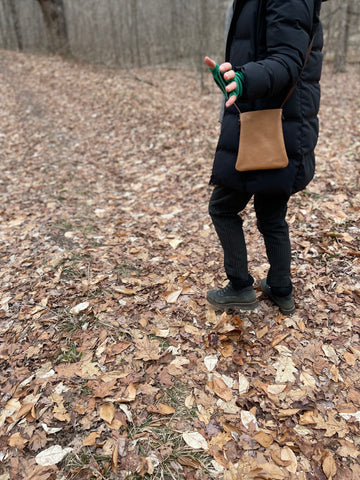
220, 284, 235, 296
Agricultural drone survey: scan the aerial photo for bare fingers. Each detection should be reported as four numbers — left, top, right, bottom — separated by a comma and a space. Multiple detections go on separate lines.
225, 81, 238, 93
219, 62, 233, 73
225, 95, 237, 108
204, 56, 216, 69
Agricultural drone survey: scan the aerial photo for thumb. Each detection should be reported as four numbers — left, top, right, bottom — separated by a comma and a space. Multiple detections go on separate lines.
204, 56, 216, 69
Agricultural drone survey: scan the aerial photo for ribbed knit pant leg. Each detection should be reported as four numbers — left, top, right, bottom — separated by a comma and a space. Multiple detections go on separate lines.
254, 193, 292, 296
209, 185, 253, 289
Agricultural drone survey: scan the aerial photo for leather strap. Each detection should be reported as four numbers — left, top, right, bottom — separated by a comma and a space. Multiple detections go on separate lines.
281, 36, 315, 108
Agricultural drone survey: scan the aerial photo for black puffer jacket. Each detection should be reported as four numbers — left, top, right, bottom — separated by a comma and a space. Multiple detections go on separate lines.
211, 0, 324, 195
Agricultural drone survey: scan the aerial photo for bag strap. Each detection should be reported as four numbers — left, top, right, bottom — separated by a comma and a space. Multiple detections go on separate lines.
281, 35, 315, 108
234, 35, 315, 115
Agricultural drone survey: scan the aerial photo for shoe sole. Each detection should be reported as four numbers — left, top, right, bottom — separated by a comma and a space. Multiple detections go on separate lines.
261, 281, 295, 315
206, 297, 259, 311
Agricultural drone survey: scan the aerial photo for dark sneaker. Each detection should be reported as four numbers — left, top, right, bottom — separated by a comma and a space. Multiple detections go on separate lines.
207, 283, 258, 311
261, 278, 295, 315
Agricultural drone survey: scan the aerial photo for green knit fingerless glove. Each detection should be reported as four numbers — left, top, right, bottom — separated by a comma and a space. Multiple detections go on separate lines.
209, 63, 244, 100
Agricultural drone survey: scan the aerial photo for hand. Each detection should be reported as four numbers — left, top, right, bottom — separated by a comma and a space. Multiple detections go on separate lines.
204, 57, 240, 107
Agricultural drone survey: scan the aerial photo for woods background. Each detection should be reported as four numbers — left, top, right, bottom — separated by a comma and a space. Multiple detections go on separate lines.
0, 0, 359, 74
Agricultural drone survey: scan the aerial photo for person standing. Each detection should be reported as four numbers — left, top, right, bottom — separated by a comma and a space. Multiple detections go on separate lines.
205, 0, 325, 315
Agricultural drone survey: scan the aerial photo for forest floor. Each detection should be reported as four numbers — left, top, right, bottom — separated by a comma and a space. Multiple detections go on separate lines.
0, 49, 359, 480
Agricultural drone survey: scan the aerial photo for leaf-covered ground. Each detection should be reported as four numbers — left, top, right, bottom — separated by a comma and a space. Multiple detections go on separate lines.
0, 49, 359, 480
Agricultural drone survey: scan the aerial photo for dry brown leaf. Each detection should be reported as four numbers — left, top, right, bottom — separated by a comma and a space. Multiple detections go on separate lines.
299, 410, 317, 425
323, 453, 337, 479
278, 408, 300, 417
238, 373, 250, 394
8, 433, 28, 450
344, 352, 356, 366
211, 375, 233, 402
105, 342, 132, 355
100, 403, 115, 424
147, 403, 175, 415
134, 337, 161, 361
281, 446, 297, 474
256, 326, 268, 339
252, 430, 273, 448
80, 358, 101, 378
166, 364, 184, 376
177, 456, 202, 468
271, 333, 290, 347
83, 431, 102, 447
213, 312, 231, 332
337, 439, 360, 459
273, 355, 297, 383
209, 432, 233, 449
112, 440, 119, 475
115, 287, 136, 295
16, 403, 34, 421
252, 462, 287, 479
267, 384, 286, 395
330, 364, 339, 382
115, 382, 137, 403
165, 289, 182, 304
314, 413, 348, 437
182, 432, 208, 450
184, 324, 202, 336
349, 345, 360, 359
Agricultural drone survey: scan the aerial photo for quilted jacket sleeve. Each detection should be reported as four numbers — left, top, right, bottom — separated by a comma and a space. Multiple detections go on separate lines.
238, 0, 317, 101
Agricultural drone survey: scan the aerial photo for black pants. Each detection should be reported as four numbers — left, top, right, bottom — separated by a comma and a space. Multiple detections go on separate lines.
209, 185, 292, 297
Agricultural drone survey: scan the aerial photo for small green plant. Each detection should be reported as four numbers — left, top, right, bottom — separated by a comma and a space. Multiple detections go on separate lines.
57, 342, 83, 364
54, 309, 91, 335
80, 384, 93, 397
63, 449, 113, 479
113, 260, 139, 280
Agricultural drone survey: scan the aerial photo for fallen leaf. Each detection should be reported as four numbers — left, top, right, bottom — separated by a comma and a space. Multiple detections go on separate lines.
252, 431, 273, 448
115, 383, 137, 403
100, 403, 115, 424
83, 431, 102, 446
165, 289, 182, 304
273, 355, 298, 383
256, 326, 268, 339
241, 410, 258, 430
344, 352, 356, 366
238, 373, 250, 394
267, 384, 286, 395
134, 337, 161, 361
8, 432, 28, 450
147, 403, 175, 415
70, 301, 90, 314
182, 432, 208, 450
204, 355, 218, 372
281, 446, 297, 474
211, 375, 233, 402
35, 445, 73, 466
323, 453, 337, 479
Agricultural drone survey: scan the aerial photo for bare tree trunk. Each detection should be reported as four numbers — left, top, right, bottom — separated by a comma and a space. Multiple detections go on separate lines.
170, 0, 178, 59
130, 0, 141, 67
9, 0, 23, 50
109, 0, 121, 66
36, 0, 70, 55
343, 3, 352, 62
334, 0, 351, 72
198, 0, 207, 93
